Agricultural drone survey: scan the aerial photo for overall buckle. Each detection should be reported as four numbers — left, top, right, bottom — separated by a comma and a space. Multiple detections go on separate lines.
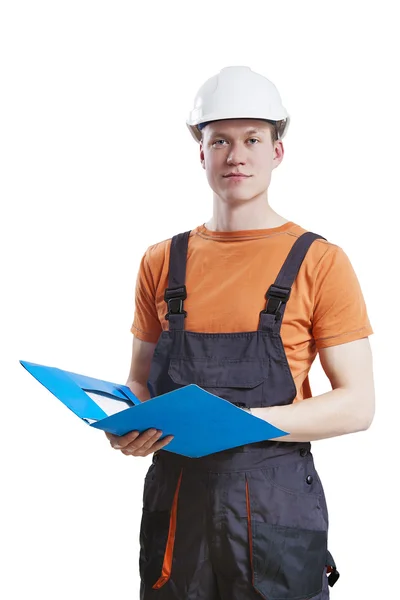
261, 284, 291, 319
164, 286, 187, 320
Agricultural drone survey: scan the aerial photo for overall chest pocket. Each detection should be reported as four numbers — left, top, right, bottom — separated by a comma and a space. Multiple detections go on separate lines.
168, 358, 270, 407
168, 357, 270, 388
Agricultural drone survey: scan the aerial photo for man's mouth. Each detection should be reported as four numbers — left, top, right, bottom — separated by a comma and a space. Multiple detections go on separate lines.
223, 173, 251, 178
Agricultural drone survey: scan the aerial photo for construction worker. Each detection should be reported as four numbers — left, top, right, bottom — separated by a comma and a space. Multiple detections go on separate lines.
106, 66, 375, 599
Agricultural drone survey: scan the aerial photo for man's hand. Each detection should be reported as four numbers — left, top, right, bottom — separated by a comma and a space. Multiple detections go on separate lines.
105, 428, 174, 457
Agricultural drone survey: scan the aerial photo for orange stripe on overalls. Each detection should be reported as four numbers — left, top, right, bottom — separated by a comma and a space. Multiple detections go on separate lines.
152, 468, 183, 589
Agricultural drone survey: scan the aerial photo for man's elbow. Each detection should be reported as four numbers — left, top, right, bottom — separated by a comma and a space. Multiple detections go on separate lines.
360, 408, 375, 431
357, 389, 376, 431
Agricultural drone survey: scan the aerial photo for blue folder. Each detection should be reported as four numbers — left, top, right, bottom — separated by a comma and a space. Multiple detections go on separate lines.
20, 360, 289, 458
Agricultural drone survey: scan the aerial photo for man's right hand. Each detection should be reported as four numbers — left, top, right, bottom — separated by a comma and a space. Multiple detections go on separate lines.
105, 428, 174, 457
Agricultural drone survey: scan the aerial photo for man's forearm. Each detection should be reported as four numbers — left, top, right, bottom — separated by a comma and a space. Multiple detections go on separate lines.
251, 387, 375, 442
126, 380, 151, 402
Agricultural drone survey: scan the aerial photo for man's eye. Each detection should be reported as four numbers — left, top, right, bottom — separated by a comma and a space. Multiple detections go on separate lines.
211, 138, 259, 146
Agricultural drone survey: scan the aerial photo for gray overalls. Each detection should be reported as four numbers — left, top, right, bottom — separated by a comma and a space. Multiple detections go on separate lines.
139, 230, 340, 600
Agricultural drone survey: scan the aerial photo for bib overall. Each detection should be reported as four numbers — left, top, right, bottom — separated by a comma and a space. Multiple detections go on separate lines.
139, 230, 340, 600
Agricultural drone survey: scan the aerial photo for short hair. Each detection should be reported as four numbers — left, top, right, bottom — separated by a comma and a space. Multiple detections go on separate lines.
271, 120, 286, 143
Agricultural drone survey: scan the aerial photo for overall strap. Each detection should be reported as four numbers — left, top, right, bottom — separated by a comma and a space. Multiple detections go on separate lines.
259, 232, 326, 333
164, 231, 191, 331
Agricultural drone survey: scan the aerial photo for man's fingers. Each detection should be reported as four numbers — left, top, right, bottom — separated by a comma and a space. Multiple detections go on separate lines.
107, 428, 174, 456
107, 429, 140, 449
149, 435, 174, 453
108, 428, 162, 450
138, 435, 174, 457
128, 431, 163, 455
122, 431, 173, 457
121, 434, 174, 457
140, 431, 163, 451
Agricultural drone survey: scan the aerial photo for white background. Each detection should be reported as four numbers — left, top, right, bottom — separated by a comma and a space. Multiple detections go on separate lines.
1, 1, 398, 598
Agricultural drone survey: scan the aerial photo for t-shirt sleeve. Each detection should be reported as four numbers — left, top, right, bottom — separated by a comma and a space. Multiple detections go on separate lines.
312, 244, 373, 349
130, 250, 162, 343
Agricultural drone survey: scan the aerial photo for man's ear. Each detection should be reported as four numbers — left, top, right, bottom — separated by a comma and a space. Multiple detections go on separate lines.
272, 140, 284, 169
200, 142, 205, 169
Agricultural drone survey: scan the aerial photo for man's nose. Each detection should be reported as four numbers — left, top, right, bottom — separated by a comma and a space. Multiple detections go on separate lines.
227, 143, 247, 165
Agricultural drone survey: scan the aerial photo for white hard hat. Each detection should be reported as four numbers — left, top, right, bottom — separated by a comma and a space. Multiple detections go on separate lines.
186, 66, 290, 143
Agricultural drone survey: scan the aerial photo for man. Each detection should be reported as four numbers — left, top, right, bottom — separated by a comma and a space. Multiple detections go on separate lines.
106, 66, 375, 599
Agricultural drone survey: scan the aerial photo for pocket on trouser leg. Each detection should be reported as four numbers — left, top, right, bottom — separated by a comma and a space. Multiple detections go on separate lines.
139, 469, 183, 590
245, 477, 328, 600
251, 522, 328, 600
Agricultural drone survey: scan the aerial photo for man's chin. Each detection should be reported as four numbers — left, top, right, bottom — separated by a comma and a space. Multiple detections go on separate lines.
221, 193, 259, 204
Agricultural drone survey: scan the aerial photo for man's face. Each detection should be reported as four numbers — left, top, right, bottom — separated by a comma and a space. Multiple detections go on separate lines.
200, 118, 284, 204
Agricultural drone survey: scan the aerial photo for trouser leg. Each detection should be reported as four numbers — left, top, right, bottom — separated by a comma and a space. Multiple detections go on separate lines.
139, 463, 220, 600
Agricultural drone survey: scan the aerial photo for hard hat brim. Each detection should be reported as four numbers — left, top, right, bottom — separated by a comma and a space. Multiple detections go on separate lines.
187, 116, 290, 143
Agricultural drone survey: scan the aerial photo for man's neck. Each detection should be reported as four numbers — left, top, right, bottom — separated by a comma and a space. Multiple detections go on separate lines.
205, 210, 289, 232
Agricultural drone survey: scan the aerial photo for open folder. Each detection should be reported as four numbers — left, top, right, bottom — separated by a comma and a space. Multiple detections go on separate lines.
20, 360, 289, 458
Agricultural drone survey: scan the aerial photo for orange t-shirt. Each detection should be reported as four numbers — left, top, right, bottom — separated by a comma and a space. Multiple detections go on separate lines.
131, 221, 373, 402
